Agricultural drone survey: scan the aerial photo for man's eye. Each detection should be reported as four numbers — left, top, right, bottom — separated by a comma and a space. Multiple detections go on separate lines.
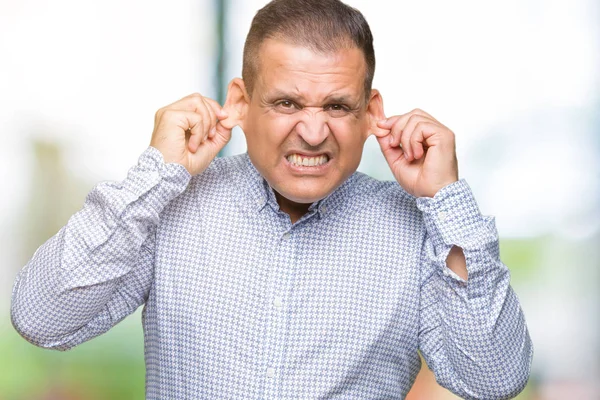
277, 100, 295, 109
325, 104, 350, 115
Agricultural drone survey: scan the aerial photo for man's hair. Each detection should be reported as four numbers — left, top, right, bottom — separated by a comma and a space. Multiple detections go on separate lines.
242, 0, 375, 102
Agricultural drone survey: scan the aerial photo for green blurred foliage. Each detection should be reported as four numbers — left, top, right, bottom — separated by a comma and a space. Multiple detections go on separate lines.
0, 310, 145, 400
500, 237, 545, 283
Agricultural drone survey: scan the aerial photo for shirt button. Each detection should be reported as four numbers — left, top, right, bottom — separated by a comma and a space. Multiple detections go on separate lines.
282, 232, 291, 240
438, 211, 448, 222
266, 367, 276, 378
273, 297, 283, 308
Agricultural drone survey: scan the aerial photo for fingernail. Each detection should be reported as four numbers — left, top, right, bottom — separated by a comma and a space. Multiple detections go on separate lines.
405, 153, 410, 160
388, 135, 393, 145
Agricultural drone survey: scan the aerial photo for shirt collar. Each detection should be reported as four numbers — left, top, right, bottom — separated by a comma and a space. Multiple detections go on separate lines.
240, 152, 356, 219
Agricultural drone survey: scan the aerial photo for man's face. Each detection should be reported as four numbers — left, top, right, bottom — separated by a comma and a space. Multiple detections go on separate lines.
242, 39, 373, 205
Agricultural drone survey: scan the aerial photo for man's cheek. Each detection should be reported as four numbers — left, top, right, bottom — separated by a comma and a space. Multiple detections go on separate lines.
269, 119, 296, 140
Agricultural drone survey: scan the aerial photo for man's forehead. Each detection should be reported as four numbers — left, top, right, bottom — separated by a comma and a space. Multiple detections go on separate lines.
255, 40, 367, 103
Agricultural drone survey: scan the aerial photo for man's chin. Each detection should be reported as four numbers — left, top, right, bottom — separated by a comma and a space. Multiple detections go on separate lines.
273, 186, 333, 206
277, 193, 322, 205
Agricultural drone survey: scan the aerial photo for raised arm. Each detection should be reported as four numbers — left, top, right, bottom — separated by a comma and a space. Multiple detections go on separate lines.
10, 92, 235, 350
416, 180, 533, 399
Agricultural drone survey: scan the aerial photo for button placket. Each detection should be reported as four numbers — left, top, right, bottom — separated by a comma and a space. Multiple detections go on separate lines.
262, 226, 295, 398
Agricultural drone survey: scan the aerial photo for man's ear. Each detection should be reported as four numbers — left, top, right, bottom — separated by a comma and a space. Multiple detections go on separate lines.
366, 89, 387, 138
221, 78, 250, 131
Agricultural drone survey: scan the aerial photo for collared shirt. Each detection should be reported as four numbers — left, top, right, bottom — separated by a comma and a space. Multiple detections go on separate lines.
11, 146, 533, 399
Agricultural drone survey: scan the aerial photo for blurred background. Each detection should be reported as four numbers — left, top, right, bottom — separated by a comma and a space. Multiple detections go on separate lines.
1, 0, 598, 399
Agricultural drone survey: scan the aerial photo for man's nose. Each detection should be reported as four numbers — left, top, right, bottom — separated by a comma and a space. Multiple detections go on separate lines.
295, 109, 331, 146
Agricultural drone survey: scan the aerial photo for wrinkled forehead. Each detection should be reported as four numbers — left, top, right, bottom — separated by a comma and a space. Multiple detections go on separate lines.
254, 39, 367, 104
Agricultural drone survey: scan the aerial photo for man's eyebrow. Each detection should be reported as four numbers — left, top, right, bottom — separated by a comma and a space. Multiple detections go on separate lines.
266, 90, 359, 106
264, 89, 305, 103
322, 94, 358, 105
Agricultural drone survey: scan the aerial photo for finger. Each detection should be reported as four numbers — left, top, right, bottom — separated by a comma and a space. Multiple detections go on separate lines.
382, 113, 413, 148
202, 97, 218, 139
190, 96, 213, 142
203, 98, 227, 139
206, 97, 237, 135
399, 115, 422, 160
163, 93, 204, 111
159, 109, 204, 152
376, 134, 407, 168
409, 122, 430, 160
377, 108, 441, 132
401, 115, 437, 160
371, 124, 390, 138
164, 94, 213, 147
184, 112, 205, 153
376, 115, 402, 130
370, 110, 389, 138
388, 118, 405, 148
213, 120, 233, 147
409, 108, 441, 124
165, 93, 222, 118
204, 97, 229, 120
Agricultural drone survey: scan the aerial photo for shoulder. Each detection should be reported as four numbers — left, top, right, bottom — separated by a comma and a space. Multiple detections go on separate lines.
191, 153, 247, 184
328, 171, 425, 240
163, 153, 249, 214
187, 153, 250, 194
346, 171, 418, 212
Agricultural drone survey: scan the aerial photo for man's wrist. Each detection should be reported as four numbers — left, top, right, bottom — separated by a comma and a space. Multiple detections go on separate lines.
415, 179, 486, 250
122, 146, 192, 214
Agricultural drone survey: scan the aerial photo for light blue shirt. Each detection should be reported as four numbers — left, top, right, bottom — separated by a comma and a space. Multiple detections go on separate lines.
11, 146, 533, 399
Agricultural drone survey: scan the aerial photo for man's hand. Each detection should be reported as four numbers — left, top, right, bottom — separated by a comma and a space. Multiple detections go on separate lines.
374, 108, 467, 280
150, 93, 233, 176
374, 109, 459, 198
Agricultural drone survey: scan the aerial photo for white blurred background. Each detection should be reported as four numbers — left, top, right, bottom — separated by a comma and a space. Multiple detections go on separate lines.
1, 0, 598, 398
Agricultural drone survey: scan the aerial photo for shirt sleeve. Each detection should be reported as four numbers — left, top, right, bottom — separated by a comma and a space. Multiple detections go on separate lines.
415, 179, 534, 400
10, 146, 191, 351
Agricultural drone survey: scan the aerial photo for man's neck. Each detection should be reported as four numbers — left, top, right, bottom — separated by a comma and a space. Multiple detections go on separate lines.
274, 191, 312, 224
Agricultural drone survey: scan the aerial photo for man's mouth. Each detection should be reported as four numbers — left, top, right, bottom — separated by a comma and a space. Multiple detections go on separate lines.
286, 153, 330, 167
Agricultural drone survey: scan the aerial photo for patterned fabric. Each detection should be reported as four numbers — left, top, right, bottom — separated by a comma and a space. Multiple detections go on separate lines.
11, 146, 533, 399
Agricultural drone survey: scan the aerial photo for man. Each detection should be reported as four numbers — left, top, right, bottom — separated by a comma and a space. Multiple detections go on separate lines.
10, 0, 533, 398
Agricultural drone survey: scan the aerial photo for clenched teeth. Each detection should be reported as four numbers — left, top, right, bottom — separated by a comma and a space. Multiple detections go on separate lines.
286, 154, 329, 167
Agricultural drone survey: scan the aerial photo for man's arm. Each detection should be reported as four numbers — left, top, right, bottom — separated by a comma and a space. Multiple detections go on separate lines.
10, 92, 235, 350
416, 179, 533, 399
10, 147, 190, 350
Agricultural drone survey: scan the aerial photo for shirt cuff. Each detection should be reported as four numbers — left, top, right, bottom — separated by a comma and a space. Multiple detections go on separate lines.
416, 179, 493, 283
122, 146, 192, 213
416, 178, 487, 247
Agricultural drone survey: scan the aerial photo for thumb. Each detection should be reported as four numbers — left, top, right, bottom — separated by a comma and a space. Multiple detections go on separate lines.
371, 124, 390, 138
213, 120, 233, 146
377, 115, 402, 129
216, 108, 229, 120
204, 97, 229, 120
